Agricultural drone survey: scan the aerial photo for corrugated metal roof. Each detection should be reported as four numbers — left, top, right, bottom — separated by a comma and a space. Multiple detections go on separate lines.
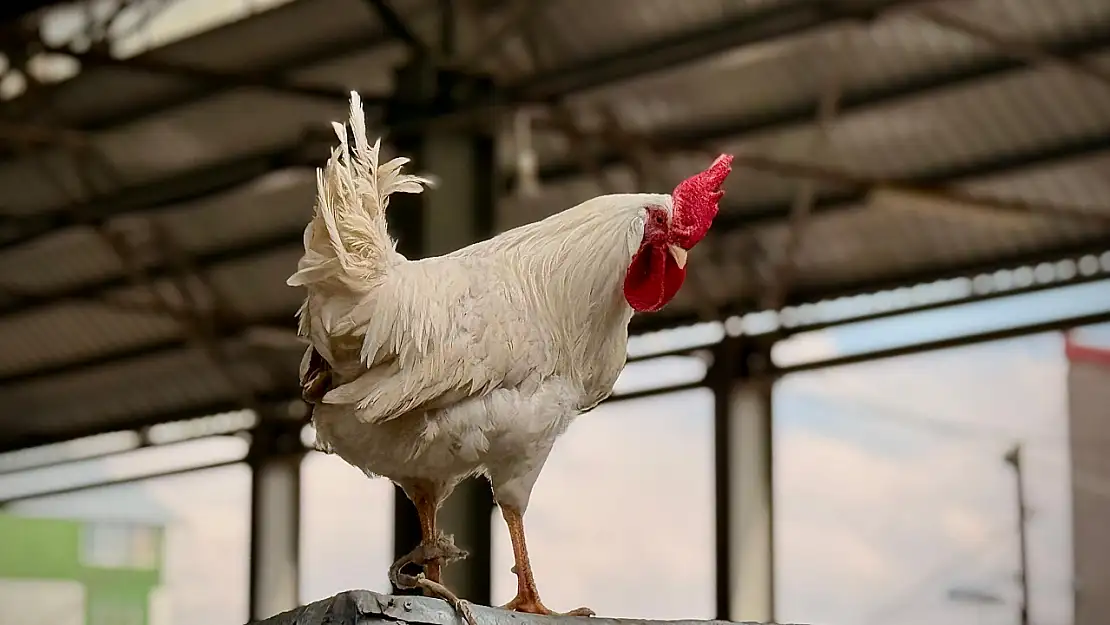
146, 169, 316, 256
1, 0, 1109, 449
0, 347, 242, 440
0, 302, 181, 375
0, 228, 123, 292
205, 247, 307, 318
567, 14, 992, 137
537, 0, 782, 68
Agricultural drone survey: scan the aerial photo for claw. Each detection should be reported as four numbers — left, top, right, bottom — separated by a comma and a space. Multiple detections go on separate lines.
501, 596, 595, 617
413, 574, 478, 625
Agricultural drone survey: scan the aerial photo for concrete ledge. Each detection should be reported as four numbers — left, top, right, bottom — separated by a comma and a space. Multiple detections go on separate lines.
249, 590, 783, 625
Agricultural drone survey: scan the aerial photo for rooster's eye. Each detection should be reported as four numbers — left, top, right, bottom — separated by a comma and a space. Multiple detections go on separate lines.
652, 212, 666, 225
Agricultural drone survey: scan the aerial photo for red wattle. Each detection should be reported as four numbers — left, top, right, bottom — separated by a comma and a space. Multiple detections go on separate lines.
623, 244, 687, 312
661, 254, 686, 304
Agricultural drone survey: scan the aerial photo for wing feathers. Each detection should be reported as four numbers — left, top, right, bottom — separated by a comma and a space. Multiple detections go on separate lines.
317, 264, 554, 425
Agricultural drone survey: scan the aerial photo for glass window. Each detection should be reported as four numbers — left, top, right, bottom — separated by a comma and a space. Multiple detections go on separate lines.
81, 522, 161, 570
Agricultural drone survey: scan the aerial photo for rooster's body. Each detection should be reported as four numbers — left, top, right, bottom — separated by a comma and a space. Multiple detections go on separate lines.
289, 93, 731, 616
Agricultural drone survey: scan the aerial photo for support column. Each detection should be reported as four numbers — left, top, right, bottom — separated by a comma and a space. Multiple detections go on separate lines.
248, 413, 307, 620
711, 336, 775, 622
384, 60, 497, 604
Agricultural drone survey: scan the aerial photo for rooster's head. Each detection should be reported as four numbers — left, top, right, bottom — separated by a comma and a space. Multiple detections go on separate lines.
623, 154, 733, 312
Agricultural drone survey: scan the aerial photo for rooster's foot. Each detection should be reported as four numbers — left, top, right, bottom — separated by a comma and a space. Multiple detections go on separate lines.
501, 595, 594, 617
388, 532, 468, 590
412, 574, 478, 625
389, 538, 475, 625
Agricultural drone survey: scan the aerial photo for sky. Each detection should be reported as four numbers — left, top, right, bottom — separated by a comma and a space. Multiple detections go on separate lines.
2, 280, 1109, 625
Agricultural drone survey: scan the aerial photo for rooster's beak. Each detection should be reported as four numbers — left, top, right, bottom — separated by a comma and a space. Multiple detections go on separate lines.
668, 244, 688, 268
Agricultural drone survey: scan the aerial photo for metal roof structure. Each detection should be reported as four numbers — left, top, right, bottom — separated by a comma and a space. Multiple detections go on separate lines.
1, 0, 1110, 453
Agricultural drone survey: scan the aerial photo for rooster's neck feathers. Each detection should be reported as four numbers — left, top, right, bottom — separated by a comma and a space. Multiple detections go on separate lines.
464, 193, 667, 317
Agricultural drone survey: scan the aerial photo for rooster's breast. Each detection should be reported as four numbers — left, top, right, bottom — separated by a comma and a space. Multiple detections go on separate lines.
312, 376, 586, 485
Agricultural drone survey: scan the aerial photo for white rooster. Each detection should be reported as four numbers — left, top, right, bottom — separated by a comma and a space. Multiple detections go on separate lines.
288, 92, 732, 618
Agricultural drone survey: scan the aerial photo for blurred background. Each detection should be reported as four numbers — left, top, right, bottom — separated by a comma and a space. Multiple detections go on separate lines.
0, 1, 1109, 625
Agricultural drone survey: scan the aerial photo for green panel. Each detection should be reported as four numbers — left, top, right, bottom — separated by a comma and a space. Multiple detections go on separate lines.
86, 585, 150, 625
0, 514, 165, 625
0, 515, 82, 579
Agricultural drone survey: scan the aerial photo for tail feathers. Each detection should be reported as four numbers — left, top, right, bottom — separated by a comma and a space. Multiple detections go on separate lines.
287, 91, 432, 289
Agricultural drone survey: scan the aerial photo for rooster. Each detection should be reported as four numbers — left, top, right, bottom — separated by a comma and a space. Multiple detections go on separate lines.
288, 92, 732, 618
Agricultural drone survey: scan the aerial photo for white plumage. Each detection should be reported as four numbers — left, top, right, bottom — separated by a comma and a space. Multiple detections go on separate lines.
287, 91, 728, 616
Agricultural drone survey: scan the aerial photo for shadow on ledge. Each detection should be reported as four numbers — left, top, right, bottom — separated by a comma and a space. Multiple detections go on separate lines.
248, 590, 788, 625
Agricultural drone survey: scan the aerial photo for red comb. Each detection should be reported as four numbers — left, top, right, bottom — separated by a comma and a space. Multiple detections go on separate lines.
671, 153, 733, 249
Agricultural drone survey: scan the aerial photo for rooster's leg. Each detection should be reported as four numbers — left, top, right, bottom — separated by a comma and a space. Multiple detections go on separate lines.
499, 504, 594, 617
414, 491, 446, 584
388, 488, 476, 625
388, 489, 467, 590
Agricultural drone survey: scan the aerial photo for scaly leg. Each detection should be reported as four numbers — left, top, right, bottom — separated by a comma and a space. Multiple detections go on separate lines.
499, 504, 594, 617
388, 489, 475, 625
388, 489, 467, 588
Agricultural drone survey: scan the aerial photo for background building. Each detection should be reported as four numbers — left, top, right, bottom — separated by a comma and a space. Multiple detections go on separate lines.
0, 515, 164, 625
1067, 339, 1110, 625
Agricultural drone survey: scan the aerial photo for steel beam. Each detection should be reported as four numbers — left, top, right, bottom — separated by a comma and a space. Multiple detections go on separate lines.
362, 0, 429, 55
790, 237, 1110, 304
0, 310, 294, 386
0, 458, 245, 505
776, 308, 1110, 374
0, 432, 245, 477
0, 390, 296, 454
628, 235, 1110, 335
627, 272, 1110, 360
249, 416, 307, 621
711, 336, 775, 621
780, 273, 1110, 336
